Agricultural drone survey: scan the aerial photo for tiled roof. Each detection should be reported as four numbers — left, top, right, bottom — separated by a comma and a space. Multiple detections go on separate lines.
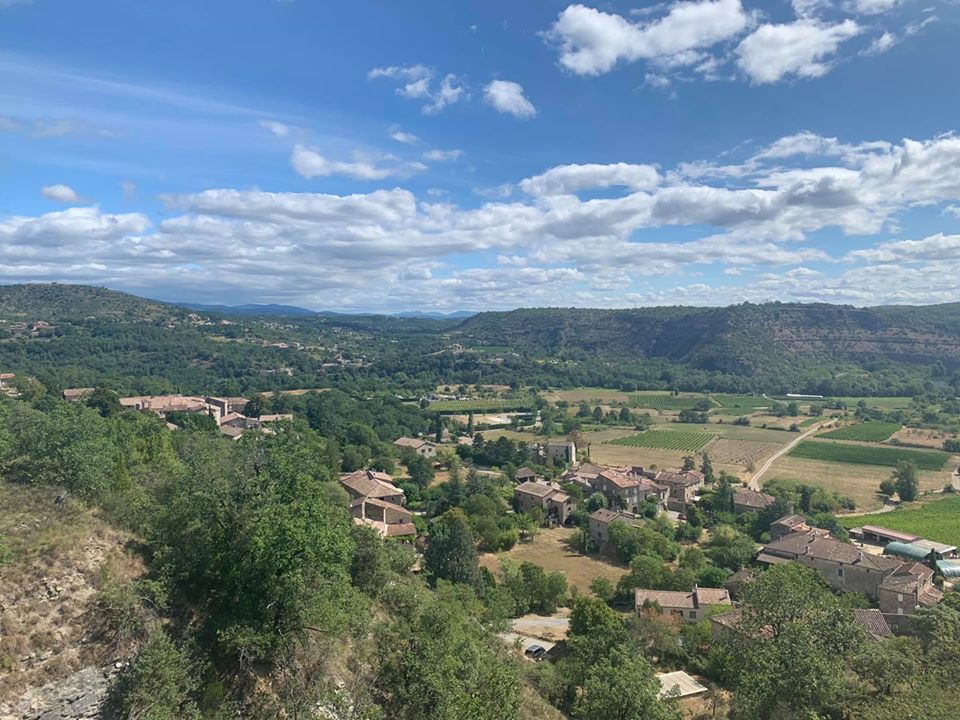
853, 609, 892, 640
350, 496, 413, 520
764, 534, 902, 572
394, 437, 431, 449
773, 514, 808, 528
635, 586, 731, 610
515, 480, 561, 498
590, 508, 624, 524
339, 470, 404, 500
597, 469, 641, 490
734, 488, 775, 509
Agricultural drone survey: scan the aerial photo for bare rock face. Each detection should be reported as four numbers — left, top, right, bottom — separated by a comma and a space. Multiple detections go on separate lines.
8, 666, 113, 720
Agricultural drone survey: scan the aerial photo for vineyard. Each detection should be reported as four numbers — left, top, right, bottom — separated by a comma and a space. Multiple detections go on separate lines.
627, 394, 706, 411
839, 496, 960, 548
789, 441, 948, 470
607, 429, 715, 452
429, 397, 534, 413
711, 394, 771, 410
708, 438, 782, 466
819, 421, 901, 443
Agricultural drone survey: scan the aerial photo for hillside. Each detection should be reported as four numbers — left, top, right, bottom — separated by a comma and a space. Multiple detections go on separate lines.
454, 303, 960, 375
0, 284, 184, 323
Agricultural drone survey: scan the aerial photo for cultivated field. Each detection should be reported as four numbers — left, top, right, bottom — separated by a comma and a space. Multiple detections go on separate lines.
764, 456, 951, 510
819, 421, 901, 443
892, 427, 955, 449
607, 429, 715, 452
429, 397, 535, 413
708, 438, 782, 466
540, 388, 634, 405
627, 394, 704, 411
838, 496, 960, 548
478, 527, 627, 592
789, 441, 949, 470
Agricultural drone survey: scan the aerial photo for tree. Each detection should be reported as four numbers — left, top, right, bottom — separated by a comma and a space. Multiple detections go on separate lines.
586, 492, 608, 512
105, 631, 200, 720
424, 509, 478, 586
467, 411, 475, 436
681, 455, 695, 472
700, 453, 714, 483
892, 460, 919, 502
878, 478, 897, 498
574, 646, 680, 720
854, 636, 922, 696
85, 387, 122, 418
434, 414, 444, 444
590, 577, 615, 603
724, 563, 864, 720
150, 426, 354, 662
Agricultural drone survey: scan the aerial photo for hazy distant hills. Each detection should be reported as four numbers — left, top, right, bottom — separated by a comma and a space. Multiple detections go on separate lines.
5, 284, 960, 376
455, 304, 960, 374
178, 301, 475, 320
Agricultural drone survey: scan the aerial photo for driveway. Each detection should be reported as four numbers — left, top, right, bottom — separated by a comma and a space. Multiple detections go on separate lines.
749, 421, 826, 489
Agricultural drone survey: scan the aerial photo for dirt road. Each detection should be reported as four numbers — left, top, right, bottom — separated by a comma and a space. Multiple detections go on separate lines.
749, 421, 825, 489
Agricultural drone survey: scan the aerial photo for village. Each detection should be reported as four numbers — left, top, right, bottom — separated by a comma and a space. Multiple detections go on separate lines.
5, 371, 960, 715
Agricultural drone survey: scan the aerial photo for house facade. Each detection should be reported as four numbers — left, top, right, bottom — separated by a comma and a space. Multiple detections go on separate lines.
514, 480, 576, 525
635, 586, 732, 623
589, 508, 643, 546
878, 562, 942, 616
654, 469, 705, 513
393, 437, 438, 458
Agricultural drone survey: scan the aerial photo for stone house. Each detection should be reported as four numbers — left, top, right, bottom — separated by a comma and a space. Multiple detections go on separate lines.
514, 480, 576, 525
878, 562, 942, 616
733, 488, 775, 515
339, 470, 406, 506
393, 437, 438, 458
592, 468, 667, 513
654, 469, 705, 513
588, 508, 644, 546
758, 532, 902, 600
635, 586, 732, 623
350, 497, 416, 538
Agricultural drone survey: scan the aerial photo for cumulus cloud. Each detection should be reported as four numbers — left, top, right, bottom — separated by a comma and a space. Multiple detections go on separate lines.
258, 119, 291, 137
7, 131, 960, 309
423, 148, 464, 161
290, 145, 424, 180
41, 184, 81, 203
545, 0, 750, 76
736, 20, 862, 84
369, 65, 468, 114
484, 81, 537, 119
389, 127, 420, 145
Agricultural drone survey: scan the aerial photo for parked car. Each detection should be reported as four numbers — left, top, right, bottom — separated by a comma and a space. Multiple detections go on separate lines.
524, 645, 546, 661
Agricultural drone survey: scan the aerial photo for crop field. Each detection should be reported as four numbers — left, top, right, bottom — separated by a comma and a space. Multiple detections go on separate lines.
607, 429, 715, 452
711, 394, 771, 410
819, 422, 901, 443
626, 394, 705, 411
789, 441, 949, 470
429, 397, 535, 413
838, 496, 960, 548
707, 438, 783, 466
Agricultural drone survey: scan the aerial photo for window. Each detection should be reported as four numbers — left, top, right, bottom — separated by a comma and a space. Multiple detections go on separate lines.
837, 568, 843, 578
897, 593, 903, 602
688, 611, 697, 619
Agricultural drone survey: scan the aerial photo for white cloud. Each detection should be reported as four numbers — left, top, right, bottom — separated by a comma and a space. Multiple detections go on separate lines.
367, 64, 432, 81
423, 149, 464, 161
847, 0, 900, 14
944, 205, 960, 219
645, 73, 672, 88
864, 31, 896, 54
484, 80, 537, 119
258, 119, 291, 137
545, 0, 750, 76
370, 65, 468, 114
521, 163, 660, 196
389, 127, 420, 145
736, 20, 862, 84
40, 184, 81, 203
290, 145, 423, 180
424, 74, 468, 114
6, 131, 960, 310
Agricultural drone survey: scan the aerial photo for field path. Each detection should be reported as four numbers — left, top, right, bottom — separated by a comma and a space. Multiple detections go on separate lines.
749, 421, 826, 489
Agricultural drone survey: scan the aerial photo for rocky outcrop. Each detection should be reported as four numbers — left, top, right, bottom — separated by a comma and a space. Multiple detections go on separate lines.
7, 665, 116, 720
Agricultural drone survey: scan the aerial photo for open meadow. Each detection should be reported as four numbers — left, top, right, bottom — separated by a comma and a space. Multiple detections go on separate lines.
764, 455, 952, 511
478, 527, 627, 593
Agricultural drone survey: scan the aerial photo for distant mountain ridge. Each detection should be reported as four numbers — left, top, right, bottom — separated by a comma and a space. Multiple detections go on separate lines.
455, 303, 960, 375
177, 301, 475, 320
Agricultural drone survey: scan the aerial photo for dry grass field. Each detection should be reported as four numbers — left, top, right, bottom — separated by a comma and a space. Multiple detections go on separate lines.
762, 455, 953, 511
891, 427, 955, 449
479, 527, 626, 592
541, 388, 634, 405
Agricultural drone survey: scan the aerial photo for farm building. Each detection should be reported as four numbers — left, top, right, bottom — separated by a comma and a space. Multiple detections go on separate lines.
883, 540, 958, 562
636, 586, 732, 623
656, 671, 708, 699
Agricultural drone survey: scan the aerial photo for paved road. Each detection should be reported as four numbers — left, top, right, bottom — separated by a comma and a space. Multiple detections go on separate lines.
749, 421, 827, 490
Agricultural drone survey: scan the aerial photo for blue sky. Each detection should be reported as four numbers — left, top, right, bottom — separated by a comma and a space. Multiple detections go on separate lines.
2, 0, 960, 312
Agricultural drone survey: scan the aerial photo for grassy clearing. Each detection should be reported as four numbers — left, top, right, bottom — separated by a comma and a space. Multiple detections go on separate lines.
479, 527, 626, 592
789, 441, 949, 470
838, 496, 960, 547
429, 397, 535, 413
607, 429, 715, 452
711, 394, 772, 410
819, 421, 901, 443
763, 456, 948, 511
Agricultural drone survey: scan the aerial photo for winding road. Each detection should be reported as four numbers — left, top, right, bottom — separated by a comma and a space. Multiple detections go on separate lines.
749, 421, 828, 490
